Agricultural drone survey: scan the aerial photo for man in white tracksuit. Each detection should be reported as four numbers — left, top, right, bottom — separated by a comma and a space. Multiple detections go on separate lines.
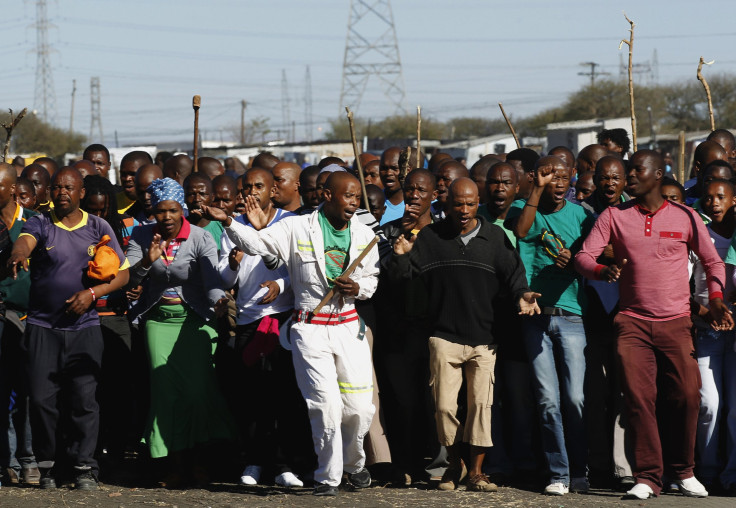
203, 172, 379, 496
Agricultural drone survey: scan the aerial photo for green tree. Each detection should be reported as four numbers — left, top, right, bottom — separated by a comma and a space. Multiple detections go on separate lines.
0, 111, 85, 160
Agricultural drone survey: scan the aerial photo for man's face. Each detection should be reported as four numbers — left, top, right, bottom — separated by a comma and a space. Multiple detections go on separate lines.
436, 167, 464, 205
702, 181, 736, 224
507, 159, 532, 199
235, 177, 246, 214
27, 169, 49, 206
51, 172, 84, 216
486, 165, 518, 215
242, 172, 274, 211
367, 192, 386, 223
600, 138, 622, 154
540, 163, 570, 206
300, 174, 320, 207
702, 167, 733, 190
447, 184, 479, 233
323, 179, 360, 223
86, 150, 111, 178
316, 172, 331, 203
85, 193, 108, 218
595, 160, 625, 206
470, 167, 488, 204
0, 175, 15, 210
185, 181, 212, 213
574, 174, 595, 202
661, 185, 684, 204
364, 161, 382, 188
212, 185, 236, 216
119, 162, 139, 200
403, 174, 437, 217
379, 149, 401, 192
136, 175, 156, 215
626, 154, 662, 198
15, 183, 35, 210
272, 167, 299, 207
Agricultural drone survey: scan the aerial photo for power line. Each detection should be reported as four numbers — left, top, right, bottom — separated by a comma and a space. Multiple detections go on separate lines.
281, 69, 291, 143
33, 0, 57, 123
90, 77, 103, 143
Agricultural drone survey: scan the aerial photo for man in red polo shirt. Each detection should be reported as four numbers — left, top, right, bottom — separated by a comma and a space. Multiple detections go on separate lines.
575, 150, 731, 500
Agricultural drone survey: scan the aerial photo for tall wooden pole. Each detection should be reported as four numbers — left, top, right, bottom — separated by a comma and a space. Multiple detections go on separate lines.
240, 99, 247, 145
498, 102, 520, 148
619, 12, 637, 151
697, 57, 716, 132
678, 131, 686, 184
345, 107, 370, 211
416, 105, 422, 169
192, 95, 201, 171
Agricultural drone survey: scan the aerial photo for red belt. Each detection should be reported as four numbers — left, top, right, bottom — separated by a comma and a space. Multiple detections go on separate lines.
293, 308, 359, 325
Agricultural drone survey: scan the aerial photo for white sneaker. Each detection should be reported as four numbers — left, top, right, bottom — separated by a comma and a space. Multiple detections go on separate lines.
544, 482, 569, 496
570, 476, 589, 493
240, 465, 262, 486
275, 471, 303, 487
677, 476, 708, 497
625, 482, 654, 500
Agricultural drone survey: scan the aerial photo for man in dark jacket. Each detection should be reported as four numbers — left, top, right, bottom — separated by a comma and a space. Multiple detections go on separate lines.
390, 177, 540, 493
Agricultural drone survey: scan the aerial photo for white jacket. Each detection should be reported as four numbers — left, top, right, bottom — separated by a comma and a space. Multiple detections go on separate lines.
223, 208, 380, 313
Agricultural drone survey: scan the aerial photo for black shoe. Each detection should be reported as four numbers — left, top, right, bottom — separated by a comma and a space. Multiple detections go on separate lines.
348, 468, 372, 489
313, 482, 338, 496
39, 468, 56, 489
74, 470, 99, 491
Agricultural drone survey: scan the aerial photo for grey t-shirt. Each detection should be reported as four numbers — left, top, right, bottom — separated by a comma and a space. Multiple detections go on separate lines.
460, 220, 481, 245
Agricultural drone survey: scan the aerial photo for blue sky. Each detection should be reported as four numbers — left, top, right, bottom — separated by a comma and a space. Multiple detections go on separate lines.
4, 0, 735, 146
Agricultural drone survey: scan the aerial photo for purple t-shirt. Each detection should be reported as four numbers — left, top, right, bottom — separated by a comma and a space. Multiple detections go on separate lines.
20, 210, 128, 330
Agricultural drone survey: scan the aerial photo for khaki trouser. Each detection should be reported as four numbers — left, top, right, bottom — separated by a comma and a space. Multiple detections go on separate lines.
363, 326, 392, 465
429, 336, 496, 448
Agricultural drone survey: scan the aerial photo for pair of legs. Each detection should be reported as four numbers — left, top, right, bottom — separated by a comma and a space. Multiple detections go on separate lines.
614, 314, 701, 496
694, 326, 736, 486
428, 336, 496, 479
522, 314, 588, 486
290, 319, 375, 487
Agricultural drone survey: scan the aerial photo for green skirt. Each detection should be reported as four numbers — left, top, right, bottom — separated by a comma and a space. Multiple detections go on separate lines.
144, 304, 234, 458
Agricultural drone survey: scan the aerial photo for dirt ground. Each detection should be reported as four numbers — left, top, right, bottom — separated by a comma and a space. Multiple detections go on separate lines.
1, 482, 734, 508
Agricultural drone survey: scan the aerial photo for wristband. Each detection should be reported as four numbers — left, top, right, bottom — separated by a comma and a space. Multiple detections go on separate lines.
525, 203, 538, 208
89, 288, 96, 301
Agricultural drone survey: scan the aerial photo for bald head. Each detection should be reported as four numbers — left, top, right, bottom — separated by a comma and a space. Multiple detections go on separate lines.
694, 140, 728, 173
197, 157, 225, 179
136, 164, 164, 216
163, 154, 193, 185
34, 157, 58, 178
324, 171, 358, 193
0, 163, 16, 185
73, 159, 97, 178
318, 156, 345, 169
577, 144, 610, 173
548, 146, 575, 170
428, 152, 452, 174
470, 156, 502, 204
707, 129, 736, 158
252, 152, 280, 171
53, 166, 84, 186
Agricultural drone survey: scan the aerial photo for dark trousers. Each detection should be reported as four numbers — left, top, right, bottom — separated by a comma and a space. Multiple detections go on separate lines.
98, 315, 133, 460
614, 314, 700, 494
23, 324, 103, 472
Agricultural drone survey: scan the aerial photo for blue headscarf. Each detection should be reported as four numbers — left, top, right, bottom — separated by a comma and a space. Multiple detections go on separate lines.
148, 177, 188, 211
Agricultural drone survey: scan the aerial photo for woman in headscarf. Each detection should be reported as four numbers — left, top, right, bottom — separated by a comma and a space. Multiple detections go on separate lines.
126, 177, 233, 487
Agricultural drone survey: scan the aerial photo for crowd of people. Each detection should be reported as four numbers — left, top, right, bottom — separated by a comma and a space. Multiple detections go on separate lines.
0, 126, 735, 500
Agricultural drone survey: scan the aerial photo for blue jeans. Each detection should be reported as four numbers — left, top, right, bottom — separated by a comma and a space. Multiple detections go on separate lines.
695, 326, 736, 486
523, 314, 588, 484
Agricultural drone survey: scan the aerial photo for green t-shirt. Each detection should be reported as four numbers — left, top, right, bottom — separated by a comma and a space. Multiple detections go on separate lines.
201, 220, 225, 252
318, 210, 351, 286
506, 200, 595, 315
477, 204, 516, 247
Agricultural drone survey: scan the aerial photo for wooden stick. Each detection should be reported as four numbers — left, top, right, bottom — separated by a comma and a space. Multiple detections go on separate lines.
618, 12, 637, 151
678, 130, 686, 184
416, 105, 422, 169
313, 235, 379, 314
398, 146, 411, 185
192, 95, 201, 171
498, 102, 520, 148
1, 108, 28, 162
697, 57, 716, 132
345, 107, 370, 212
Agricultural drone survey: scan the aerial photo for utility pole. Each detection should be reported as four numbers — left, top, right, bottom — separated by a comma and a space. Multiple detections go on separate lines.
578, 61, 610, 87
89, 77, 103, 142
305, 65, 313, 142
281, 70, 291, 143
69, 79, 76, 134
33, 0, 57, 123
340, 0, 406, 114
240, 100, 247, 145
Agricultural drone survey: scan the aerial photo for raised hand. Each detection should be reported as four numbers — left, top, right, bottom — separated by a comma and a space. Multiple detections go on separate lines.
143, 233, 166, 268
534, 163, 556, 188
519, 292, 542, 316
228, 247, 244, 271
600, 258, 628, 283
401, 204, 422, 232
245, 195, 269, 230
393, 234, 416, 255
258, 280, 281, 304
199, 205, 230, 224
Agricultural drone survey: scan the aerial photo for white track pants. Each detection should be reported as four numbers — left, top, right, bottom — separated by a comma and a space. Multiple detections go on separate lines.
290, 320, 375, 486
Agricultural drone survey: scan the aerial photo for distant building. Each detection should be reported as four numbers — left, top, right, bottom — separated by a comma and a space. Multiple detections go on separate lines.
546, 117, 632, 154
438, 133, 525, 163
